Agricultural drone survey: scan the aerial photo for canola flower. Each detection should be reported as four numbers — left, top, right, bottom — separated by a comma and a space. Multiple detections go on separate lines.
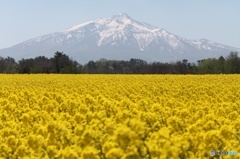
0, 74, 239, 159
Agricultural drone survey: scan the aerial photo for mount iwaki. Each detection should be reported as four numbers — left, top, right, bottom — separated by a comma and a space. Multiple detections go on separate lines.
0, 13, 239, 64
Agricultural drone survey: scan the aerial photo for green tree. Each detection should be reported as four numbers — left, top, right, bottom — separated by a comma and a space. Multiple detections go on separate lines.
0, 57, 17, 73
52, 51, 80, 73
198, 58, 219, 74
17, 58, 34, 74
218, 56, 226, 73
225, 52, 240, 73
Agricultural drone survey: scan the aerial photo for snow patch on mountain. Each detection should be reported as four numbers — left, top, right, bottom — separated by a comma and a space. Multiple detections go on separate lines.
66, 21, 95, 32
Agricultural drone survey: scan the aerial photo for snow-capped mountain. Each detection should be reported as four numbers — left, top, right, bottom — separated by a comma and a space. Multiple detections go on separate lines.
0, 13, 239, 64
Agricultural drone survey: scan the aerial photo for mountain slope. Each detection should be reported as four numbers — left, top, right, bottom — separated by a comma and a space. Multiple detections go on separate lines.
0, 13, 239, 64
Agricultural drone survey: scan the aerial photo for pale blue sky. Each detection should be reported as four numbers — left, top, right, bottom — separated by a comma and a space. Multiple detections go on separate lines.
0, 0, 239, 49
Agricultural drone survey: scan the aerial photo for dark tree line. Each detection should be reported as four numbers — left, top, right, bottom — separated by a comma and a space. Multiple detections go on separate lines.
81, 58, 197, 74
0, 51, 239, 74
0, 52, 81, 74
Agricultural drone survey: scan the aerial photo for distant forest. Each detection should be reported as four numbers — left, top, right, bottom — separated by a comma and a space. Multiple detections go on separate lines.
0, 51, 240, 74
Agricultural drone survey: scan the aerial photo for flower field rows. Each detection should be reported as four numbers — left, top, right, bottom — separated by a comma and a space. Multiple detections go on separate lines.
0, 75, 239, 159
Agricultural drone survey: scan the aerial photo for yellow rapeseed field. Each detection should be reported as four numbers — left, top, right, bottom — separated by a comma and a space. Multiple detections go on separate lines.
0, 75, 239, 159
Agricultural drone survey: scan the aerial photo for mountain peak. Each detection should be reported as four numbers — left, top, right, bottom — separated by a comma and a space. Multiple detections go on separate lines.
112, 13, 131, 19
110, 13, 133, 22
66, 13, 133, 32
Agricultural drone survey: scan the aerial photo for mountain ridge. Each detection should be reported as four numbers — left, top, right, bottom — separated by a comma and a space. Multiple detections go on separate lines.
0, 13, 239, 64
